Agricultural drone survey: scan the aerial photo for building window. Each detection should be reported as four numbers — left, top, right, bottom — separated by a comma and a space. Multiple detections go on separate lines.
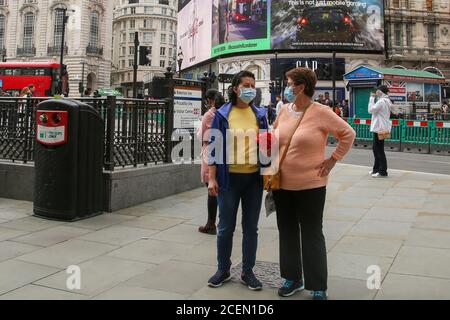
130, 20, 135, 29
144, 19, 152, 28
406, 23, 412, 46
89, 11, 100, 48
393, 0, 400, 8
160, 60, 165, 68
129, 46, 134, 55
53, 9, 65, 48
0, 15, 5, 50
428, 24, 436, 48
161, 20, 167, 30
161, 33, 166, 43
143, 32, 153, 42
426, 0, 433, 11
23, 12, 35, 49
160, 47, 166, 56
394, 23, 402, 46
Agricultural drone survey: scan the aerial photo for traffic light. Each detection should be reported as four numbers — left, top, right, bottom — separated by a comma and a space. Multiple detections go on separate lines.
139, 46, 150, 66
323, 63, 332, 79
269, 82, 275, 94
78, 82, 84, 94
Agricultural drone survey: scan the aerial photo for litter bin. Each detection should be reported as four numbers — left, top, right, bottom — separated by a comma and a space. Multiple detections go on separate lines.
33, 99, 104, 221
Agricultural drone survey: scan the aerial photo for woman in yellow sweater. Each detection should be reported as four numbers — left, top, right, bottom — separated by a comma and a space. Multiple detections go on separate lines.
207, 71, 268, 290
273, 68, 356, 300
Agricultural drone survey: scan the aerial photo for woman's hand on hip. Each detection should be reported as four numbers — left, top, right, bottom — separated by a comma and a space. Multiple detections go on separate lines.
316, 157, 337, 177
208, 179, 219, 197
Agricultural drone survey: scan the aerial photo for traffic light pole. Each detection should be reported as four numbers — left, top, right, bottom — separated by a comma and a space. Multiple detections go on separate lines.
58, 8, 68, 95
332, 51, 336, 107
133, 32, 139, 99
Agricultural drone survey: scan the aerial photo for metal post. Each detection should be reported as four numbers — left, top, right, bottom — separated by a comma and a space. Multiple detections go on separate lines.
105, 95, 116, 171
59, 8, 68, 95
133, 32, 139, 99
274, 52, 279, 95
332, 51, 336, 108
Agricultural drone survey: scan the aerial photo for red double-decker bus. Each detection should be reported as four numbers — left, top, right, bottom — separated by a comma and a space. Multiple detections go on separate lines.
0, 62, 69, 97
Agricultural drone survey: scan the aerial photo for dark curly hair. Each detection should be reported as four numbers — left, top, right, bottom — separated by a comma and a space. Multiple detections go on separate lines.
228, 70, 256, 105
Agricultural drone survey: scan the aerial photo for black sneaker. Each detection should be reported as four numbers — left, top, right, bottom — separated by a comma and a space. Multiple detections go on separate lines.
312, 291, 328, 300
207, 271, 231, 288
241, 272, 263, 291
278, 279, 305, 297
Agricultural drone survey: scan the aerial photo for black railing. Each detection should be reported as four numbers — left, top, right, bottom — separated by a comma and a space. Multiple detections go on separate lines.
0, 97, 173, 170
17, 47, 36, 56
86, 45, 103, 56
47, 44, 68, 55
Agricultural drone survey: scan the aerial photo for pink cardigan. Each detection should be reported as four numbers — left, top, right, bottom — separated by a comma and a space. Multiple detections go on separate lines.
197, 107, 217, 183
274, 103, 356, 191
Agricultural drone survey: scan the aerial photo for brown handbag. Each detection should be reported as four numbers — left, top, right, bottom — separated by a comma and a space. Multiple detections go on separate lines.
263, 104, 310, 191
378, 130, 391, 140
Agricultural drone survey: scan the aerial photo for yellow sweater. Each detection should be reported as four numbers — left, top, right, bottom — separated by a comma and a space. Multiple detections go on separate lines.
228, 106, 259, 174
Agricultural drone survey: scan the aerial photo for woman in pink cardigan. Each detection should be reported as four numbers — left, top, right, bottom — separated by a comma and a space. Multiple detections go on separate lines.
197, 89, 225, 235
273, 68, 356, 300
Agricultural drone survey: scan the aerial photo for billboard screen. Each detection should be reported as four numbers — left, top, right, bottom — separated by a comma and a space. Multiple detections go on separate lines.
177, 0, 213, 70
271, 0, 384, 51
211, 0, 270, 57
177, 0, 385, 70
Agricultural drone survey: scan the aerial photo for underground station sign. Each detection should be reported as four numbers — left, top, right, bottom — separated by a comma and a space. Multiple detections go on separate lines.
36, 111, 68, 146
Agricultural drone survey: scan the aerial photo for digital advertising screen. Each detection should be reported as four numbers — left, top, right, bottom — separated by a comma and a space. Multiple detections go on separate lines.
211, 0, 270, 57
271, 0, 385, 51
177, 0, 385, 70
177, 0, 213, 70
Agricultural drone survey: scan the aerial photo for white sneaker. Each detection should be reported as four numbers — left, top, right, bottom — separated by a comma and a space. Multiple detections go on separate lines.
369, 171, 375, 175
372, 173, 388, 178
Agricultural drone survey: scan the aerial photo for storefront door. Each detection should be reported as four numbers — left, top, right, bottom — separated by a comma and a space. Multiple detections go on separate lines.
354, 87, 372, 119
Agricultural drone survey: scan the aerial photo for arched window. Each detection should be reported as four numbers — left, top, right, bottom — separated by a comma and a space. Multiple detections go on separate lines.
89, 11, 99, 48
423, 67, 444, 77
0, 15, 5, 50
53, 9, 65, 48
23, 12, 35, 49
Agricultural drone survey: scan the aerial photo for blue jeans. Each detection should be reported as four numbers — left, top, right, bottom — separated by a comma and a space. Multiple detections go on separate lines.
217, 172, 263, 274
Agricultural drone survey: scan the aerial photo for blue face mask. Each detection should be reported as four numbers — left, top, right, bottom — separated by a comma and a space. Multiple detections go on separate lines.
239, 88, 257, 104
284, 86, 296, 103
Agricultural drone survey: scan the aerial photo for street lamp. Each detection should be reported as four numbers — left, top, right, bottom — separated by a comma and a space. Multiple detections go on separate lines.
177, 47, 184, 78
55, 7, 73, 95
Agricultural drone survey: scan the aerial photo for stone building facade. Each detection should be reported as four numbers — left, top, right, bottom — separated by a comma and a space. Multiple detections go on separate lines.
112, 0, 178, 97
0, 0, 113, 96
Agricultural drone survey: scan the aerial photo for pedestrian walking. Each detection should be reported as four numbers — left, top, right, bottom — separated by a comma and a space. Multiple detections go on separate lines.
368, 85, 392, 178
207, 70, 268, 291
341, 100, 349, 118
272, 67, 355, 300
197, 89, 225, 235
275, 95, 283, 115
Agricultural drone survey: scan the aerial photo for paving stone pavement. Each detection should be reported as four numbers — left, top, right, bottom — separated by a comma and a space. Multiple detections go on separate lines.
0, 163, 450, 300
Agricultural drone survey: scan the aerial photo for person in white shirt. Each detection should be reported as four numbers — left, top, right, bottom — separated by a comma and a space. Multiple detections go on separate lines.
275, 95, 283, 115
368, 85, 392, 178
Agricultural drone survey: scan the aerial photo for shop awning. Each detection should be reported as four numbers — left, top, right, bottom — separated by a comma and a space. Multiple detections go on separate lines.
344, 66, 445, 84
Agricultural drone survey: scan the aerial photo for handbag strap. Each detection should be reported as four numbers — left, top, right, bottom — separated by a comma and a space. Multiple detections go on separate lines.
278, 102, 313, 168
